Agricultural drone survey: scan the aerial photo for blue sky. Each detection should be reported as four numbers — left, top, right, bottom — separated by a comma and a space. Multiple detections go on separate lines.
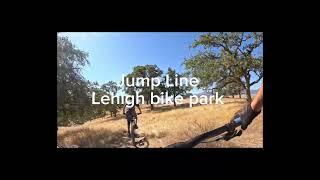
59, 32, 263, 94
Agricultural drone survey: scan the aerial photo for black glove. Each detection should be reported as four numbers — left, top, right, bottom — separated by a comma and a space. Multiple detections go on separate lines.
233, 103, 261, 130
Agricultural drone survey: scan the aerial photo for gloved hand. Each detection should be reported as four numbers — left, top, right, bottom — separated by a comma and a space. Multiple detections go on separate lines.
233, 103, 261, 130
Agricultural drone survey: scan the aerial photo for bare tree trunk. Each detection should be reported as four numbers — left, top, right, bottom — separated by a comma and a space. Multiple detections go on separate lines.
149, 94, 153, 110
245, 76, 252, 102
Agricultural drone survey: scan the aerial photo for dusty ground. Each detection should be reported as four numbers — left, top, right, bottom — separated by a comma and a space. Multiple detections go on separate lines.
57, 97, 263, 148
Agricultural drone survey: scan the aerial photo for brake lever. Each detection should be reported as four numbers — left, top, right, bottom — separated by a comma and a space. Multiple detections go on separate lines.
221, 117, 243, 141
223, 129, 242, 141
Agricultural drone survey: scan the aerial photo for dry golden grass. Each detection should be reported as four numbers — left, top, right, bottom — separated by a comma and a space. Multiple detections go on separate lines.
57, 97, 263, 148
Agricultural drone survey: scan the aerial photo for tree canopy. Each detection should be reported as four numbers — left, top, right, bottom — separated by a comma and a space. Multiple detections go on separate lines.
184, 32, 263, 101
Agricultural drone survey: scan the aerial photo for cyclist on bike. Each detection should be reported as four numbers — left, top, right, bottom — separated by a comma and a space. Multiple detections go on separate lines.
123, 99, 142, 137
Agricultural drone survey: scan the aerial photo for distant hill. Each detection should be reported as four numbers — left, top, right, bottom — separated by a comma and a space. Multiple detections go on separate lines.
250, 89, 259, 95
195, 91, 212, 97
195, 89, 259, 97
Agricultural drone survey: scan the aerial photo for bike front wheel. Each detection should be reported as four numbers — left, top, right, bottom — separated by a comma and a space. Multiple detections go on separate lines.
130, 121, 149, 148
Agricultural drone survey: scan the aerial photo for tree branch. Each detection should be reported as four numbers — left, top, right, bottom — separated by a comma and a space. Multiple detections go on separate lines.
253, 70, 260, 77
213, 76, 242, 89
236, 32, 245, 55
250, 75, 263, 86
238, 77, 246, 89
216, 43, 231, 54
247, 69, 251, 76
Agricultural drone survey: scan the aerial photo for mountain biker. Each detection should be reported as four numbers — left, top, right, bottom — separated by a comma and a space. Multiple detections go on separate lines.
233, 84, 263, 130
123, 99, 142, 137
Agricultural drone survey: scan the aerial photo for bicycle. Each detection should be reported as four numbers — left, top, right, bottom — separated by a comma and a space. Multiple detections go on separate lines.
129, 113, 149, 148
165, 117, 243, 148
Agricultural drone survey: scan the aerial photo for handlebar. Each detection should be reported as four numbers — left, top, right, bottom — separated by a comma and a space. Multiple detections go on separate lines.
165, 117, 243, 148
123, 113, 142, 116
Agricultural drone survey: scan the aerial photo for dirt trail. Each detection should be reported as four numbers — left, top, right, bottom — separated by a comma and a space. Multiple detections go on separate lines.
58, 98, 263, 148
